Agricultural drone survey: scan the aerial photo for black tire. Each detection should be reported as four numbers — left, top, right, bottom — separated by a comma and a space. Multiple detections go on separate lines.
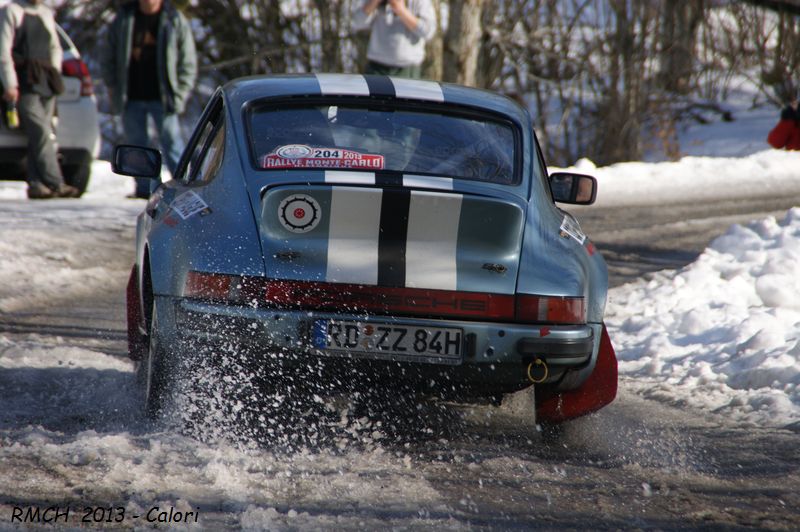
139, 303, 172, 419
60, 162, 91, 196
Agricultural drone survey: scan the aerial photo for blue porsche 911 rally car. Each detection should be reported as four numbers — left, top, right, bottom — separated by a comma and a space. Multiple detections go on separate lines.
113, 74, 617, 425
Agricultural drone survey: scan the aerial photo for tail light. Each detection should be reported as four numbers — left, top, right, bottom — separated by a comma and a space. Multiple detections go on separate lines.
62, 58, 94, 97
184, 272, 264, 305
184, 271, 233, 301
515, 295, 586, 324
183, 271, 586, 325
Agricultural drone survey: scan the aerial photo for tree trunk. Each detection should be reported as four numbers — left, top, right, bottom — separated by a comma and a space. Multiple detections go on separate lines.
475, 0, 506, 89
422, 0, 443, 80
313, 0, 345, 73
659, 0, 704, 94
443, 0, 486, 86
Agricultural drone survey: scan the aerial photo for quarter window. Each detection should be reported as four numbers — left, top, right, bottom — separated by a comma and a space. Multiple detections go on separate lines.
176, 97, 226, 184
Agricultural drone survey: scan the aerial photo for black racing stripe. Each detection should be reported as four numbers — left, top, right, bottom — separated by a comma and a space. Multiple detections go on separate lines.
378, 188, 410, 287
375, 173, 403, 187
364, 75, 396, 98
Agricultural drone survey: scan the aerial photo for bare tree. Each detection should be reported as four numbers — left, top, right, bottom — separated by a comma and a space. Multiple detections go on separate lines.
659, 0, 705, 95
422, 0, 444, 80
443, 0, 486, 86
761, 10, 800, 101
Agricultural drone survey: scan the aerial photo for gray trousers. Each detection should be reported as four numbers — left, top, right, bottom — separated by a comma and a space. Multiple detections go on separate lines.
18, 92, 64, 190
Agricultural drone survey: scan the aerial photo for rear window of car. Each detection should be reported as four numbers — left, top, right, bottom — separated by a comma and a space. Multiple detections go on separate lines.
248, 103, 518, 184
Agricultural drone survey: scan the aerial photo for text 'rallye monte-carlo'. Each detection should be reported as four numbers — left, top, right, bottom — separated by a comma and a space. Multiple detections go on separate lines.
113, 73, 617, 431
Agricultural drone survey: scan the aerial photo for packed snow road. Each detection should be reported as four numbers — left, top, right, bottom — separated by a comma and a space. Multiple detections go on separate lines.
1, 170, 799, 530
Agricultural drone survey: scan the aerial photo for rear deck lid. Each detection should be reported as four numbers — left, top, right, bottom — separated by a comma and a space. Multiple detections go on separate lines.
258, 184, 525, 296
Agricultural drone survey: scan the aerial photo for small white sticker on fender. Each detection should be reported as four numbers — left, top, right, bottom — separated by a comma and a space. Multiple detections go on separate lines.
560, 214, 586, 244
172, 190, 209, 220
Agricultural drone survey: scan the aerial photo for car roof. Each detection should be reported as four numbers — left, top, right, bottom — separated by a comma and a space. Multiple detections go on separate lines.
222, 74, 529, 126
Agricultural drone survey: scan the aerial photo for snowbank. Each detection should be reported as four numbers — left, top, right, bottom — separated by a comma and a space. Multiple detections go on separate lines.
566, 149, 800, 208
607, 208, 800, 427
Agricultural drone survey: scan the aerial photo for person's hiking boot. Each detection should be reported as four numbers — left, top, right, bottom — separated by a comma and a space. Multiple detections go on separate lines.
54, 184, 81, 198
27, 183, 55, 199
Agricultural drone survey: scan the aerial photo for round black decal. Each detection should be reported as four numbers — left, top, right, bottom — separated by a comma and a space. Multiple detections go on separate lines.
278, 195, 321, 233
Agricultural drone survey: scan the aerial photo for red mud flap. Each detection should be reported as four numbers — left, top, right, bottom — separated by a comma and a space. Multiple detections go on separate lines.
126, 266, 146, 361
536, 323, 618, 423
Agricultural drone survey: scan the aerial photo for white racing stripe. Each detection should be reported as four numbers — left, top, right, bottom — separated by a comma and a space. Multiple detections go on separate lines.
405, 191, 462, 290
403, 175, 454, 190
326, 187, 382, 285
325, 170, 376, 185
316, 73, 370, 96
391, 78, 445, 102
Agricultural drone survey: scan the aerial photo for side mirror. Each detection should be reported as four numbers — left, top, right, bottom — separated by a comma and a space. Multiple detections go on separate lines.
112, 145, 162, 178
549, 172, 597, 205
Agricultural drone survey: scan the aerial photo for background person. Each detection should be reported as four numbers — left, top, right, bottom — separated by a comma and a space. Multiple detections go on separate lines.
0, 0, 79, 199
767, 95, 800, 151
100, 0, 197, 199
353, 0, 436, 78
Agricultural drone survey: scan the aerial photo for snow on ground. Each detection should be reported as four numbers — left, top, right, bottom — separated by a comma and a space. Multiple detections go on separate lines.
0, 164, 139, 312
572, 149, 799, 208
554, 105, 800, 427
559, 142, 800, 427
648, 88, 782, 161
607, 208, 800, 428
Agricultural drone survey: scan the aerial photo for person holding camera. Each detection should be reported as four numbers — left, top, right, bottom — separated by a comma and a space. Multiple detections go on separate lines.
767, 95, 800, 151
353, 0, 436, 79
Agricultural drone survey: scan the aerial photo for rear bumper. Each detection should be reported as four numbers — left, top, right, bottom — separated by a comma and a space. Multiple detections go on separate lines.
517, 335, 594, 366
160, 295, 603, 398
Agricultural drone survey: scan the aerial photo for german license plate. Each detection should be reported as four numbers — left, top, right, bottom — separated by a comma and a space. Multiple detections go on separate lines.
312, 320, 462, 363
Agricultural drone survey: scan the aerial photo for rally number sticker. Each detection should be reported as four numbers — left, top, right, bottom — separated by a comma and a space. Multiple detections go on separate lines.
261, 145, 384, 170
279, 194, 321, 233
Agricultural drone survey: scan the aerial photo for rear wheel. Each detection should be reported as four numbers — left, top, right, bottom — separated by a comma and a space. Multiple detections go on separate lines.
138, 302, 172, 419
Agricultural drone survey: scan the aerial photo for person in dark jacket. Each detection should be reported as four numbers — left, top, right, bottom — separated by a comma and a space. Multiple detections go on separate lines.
100, 0, 197, 199
0, 0, 80, 199
767, 97, 800, 151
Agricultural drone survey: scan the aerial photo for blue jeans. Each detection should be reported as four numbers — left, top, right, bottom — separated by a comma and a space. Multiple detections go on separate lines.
122, 100, 184, 198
